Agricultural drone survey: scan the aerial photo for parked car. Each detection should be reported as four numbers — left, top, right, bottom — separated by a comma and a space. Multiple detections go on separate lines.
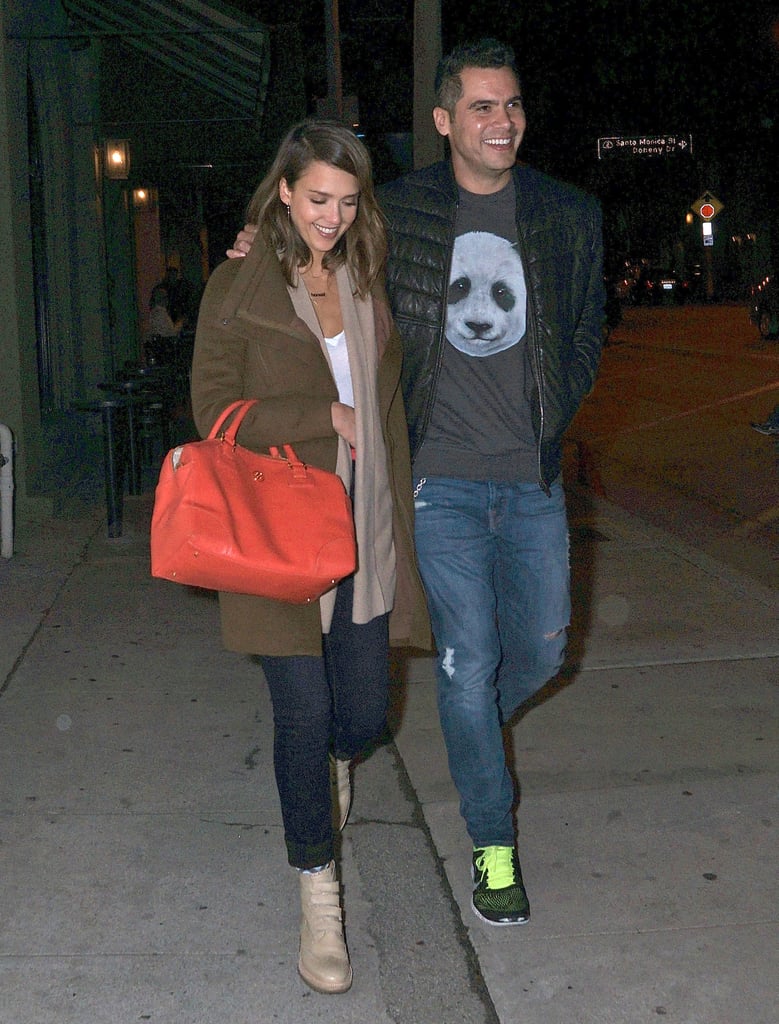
748, 275, 779, 339
635, 265, 689, 305
607, 259, 640, 303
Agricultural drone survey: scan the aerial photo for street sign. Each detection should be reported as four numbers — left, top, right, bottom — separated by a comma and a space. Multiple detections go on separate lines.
691, 191, 724, 219
597, 134, 693, 159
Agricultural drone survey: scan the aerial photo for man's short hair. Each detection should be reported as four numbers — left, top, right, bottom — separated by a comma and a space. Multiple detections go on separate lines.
435, 38, 520, 117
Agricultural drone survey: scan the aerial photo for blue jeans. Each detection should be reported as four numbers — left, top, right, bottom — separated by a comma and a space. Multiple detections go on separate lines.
413, 476, 570, 848
260, 573, 390, 869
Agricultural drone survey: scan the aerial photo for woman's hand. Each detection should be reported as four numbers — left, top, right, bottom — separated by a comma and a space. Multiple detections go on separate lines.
331, 402, 356, 448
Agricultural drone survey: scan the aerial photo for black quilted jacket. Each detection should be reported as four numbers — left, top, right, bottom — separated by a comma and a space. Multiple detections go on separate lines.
379, 160, 605, 490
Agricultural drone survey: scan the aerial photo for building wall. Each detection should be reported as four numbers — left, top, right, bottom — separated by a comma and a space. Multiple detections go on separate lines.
1, 0, 275, 522
0, 0, 111, 512
0, 0, 45, 506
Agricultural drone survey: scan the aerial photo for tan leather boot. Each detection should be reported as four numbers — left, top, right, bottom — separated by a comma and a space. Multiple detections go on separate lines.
298, 861, 352, 993
329, 754, 352, 830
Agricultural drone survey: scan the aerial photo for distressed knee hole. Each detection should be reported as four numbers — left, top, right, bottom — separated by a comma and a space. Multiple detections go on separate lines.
441, 647, 455, 678
543, 627, 565, 641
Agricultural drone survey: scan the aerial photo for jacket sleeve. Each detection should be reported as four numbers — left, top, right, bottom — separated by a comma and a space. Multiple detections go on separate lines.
190, 261, 250, 439
190, 259, 337, 461
568, 199, 606, 405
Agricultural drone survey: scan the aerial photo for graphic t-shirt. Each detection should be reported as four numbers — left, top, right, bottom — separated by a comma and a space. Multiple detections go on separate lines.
414, 181, 537, 482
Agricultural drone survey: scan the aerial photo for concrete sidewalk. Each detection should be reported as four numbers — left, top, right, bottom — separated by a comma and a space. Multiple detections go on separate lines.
1, 486, 777, 1024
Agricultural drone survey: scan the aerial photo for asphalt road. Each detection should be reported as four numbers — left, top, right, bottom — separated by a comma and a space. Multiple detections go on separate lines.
567, 301, 779, 591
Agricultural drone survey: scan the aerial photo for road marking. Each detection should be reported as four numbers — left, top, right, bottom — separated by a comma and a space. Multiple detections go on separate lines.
588, 381, 779, 437
733, 505, 779, 533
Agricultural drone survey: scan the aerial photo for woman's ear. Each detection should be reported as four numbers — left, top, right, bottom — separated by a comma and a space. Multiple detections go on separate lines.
279, 178, 291, 205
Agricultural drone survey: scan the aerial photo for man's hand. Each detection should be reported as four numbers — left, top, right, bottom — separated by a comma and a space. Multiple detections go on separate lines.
226, 223, 259, 259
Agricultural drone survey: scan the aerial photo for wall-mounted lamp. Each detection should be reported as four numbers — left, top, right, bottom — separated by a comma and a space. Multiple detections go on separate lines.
104, 139, 130, 180
132, 187, 157, 210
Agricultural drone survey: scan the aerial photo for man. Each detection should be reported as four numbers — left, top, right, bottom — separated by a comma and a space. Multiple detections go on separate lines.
229, 38, 605, 927
158, 264, 193, 324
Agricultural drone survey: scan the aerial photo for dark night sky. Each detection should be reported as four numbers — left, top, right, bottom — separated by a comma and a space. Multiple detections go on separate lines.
258, 1, 778, 264
242, 1, 778, 144
250, 6, 775, 190
117, 1, 779, 270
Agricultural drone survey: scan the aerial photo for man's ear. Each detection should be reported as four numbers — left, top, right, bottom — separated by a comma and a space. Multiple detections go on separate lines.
433, 107, 451, 138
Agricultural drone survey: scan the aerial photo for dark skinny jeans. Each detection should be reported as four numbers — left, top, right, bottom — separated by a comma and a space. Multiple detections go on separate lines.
260, 573, 390, 869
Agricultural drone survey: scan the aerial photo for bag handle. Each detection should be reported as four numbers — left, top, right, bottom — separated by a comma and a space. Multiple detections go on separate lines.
207, 399, 259, 443
268, 443, 307, 479
210, 402, 309, 478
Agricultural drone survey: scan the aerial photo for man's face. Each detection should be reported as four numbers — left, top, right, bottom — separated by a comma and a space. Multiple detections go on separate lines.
434, 66, 525, 194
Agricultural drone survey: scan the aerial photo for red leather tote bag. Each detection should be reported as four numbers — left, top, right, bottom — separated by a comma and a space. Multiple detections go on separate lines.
150, 400, 356, 603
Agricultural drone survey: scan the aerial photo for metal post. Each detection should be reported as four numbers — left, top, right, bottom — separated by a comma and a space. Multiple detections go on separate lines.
324, 0, 343, 120
413, 0, 443, 169
0, 423, 14, 558
100, 399, 124, 538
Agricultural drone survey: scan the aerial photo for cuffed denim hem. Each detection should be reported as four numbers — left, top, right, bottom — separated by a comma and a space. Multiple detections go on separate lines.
286, 838, 333, 872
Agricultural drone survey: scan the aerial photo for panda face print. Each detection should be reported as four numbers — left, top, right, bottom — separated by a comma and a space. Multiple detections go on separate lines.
446, 232, 527, 357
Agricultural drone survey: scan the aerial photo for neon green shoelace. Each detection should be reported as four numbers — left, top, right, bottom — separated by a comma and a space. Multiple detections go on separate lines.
475, 847, 515, 889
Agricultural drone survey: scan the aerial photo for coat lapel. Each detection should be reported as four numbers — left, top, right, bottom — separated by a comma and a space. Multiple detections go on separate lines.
217, 240, 320, 353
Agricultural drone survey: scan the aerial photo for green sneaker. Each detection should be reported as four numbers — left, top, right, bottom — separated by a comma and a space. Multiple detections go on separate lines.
472, 845, 530, 926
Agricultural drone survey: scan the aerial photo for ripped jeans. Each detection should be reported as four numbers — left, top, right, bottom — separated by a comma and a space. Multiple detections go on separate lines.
413, 475, 570, 848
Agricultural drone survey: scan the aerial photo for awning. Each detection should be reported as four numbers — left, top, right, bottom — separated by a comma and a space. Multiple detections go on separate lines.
61, 0, 270, 118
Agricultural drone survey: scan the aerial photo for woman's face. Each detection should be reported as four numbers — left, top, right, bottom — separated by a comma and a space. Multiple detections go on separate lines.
279, 160, 360, 260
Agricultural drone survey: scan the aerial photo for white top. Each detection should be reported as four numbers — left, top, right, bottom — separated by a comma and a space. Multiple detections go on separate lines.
324, 330, 354, 408
148, 306, 179, 337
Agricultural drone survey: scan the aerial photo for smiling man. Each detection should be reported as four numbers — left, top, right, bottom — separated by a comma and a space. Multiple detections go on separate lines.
379, 38, 605, 927
433, 62, 526, 189
229, 37, 605, 930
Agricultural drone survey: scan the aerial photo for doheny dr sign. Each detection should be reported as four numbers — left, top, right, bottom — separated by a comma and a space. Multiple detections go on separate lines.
597, 134, 693, 159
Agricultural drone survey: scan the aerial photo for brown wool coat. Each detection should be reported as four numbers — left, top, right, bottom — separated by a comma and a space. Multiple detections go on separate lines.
190, 241, 431, 657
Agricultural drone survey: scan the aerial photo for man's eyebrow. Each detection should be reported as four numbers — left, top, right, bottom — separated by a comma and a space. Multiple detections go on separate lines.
467, 95, 523, 108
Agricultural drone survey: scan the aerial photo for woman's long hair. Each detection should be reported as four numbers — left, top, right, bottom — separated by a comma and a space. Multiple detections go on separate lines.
246, 120, 387, 297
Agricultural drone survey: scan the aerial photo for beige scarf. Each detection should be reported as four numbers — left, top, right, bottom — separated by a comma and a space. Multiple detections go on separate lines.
289, 265, 396, 632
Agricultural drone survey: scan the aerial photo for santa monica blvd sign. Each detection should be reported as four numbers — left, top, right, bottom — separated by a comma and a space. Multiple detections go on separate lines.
597, 134, 694, 159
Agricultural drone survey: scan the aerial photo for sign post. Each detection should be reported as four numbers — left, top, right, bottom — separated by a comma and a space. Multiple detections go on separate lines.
691, 192, 724, 300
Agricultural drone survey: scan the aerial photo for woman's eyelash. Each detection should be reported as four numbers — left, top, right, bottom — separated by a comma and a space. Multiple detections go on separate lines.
310, 198, 358, 206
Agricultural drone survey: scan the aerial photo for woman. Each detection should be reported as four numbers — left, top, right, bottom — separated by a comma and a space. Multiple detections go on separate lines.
148, 284, 185, 338
190, 120, 429, 994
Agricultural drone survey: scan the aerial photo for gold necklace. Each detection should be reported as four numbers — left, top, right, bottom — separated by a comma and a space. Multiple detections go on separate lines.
304, 268, 328, 300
